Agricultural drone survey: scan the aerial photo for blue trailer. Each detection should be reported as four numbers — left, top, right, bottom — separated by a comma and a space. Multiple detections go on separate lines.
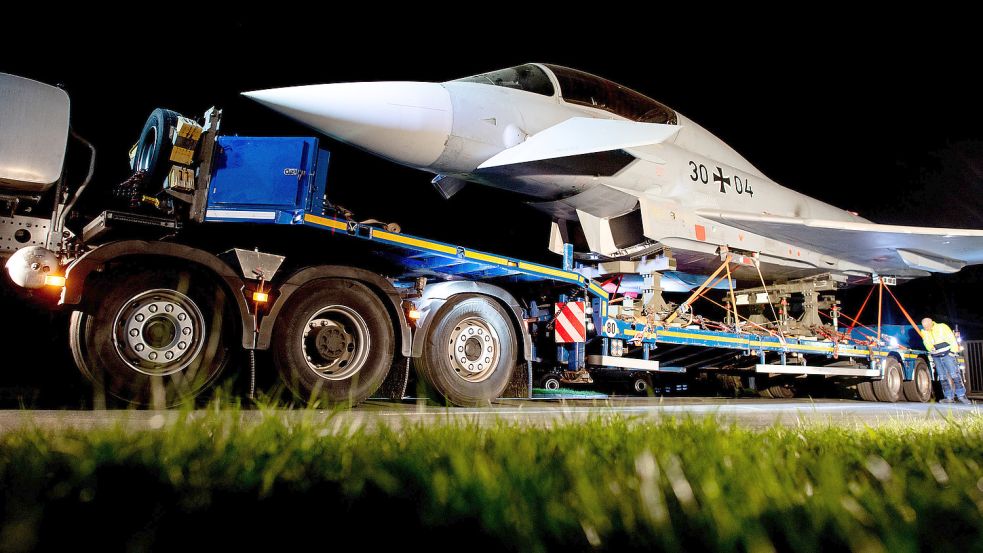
190, 132, 931, 402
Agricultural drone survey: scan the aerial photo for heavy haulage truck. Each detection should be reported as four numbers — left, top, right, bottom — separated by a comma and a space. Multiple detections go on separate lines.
0, 73, 938, 407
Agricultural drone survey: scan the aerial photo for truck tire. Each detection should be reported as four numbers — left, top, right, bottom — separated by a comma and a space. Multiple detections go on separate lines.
75, 269, 232, 407
132, 108, 180, 187
69, 311, 95, 382
873, 357, 903, 402
857, 381, 878, 402
271, 279, 393, 406
766, 384, 796, 399
540, 373, 563, 391
903, 358, 933, 402
630, 374, 651, 395
414, 295, 517, 406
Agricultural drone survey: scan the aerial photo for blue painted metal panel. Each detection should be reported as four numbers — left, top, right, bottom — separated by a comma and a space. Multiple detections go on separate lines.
207, 136, 324, 215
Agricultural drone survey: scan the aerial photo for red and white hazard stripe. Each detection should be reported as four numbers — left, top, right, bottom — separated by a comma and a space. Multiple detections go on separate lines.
554, 301, 587, 343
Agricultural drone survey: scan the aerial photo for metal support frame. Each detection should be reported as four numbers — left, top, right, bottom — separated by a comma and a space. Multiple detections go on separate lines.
0, 215, 53, 256
190, 108, 222, 222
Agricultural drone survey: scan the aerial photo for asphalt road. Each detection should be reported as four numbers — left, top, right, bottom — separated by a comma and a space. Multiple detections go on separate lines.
0, 397, 978, 432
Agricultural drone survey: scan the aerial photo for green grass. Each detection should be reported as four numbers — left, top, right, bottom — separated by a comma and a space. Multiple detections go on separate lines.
2, 409, 982, 552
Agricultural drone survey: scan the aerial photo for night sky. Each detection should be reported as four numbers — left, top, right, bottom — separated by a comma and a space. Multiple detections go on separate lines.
3, 13, 982, 345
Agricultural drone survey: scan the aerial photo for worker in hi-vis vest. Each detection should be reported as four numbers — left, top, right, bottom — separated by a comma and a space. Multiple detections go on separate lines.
921, 318, 971, 404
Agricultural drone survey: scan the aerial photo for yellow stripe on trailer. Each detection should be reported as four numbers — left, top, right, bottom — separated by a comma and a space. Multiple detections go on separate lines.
589, 282, 609, 299
518, 261, 578, 280
658, 329, 749, 345
464, 250, 515, 266
304, 213, 348, 231
373, 230, 458, 255
301, 214, 670, 303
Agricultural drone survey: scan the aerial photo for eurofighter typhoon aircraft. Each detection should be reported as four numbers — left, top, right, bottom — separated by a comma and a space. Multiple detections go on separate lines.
244, 63, 983, 282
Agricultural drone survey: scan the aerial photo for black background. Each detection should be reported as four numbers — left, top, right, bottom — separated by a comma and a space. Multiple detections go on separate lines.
2, 11, 981, 397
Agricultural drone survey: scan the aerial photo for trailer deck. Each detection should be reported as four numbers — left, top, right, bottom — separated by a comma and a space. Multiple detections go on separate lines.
204, 183, 926, 383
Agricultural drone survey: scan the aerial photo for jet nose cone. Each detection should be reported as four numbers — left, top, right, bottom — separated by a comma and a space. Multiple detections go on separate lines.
243, 82, 452, 168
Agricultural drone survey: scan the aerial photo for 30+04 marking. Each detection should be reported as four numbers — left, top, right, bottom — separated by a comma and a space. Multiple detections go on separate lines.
689, 161, 754, 196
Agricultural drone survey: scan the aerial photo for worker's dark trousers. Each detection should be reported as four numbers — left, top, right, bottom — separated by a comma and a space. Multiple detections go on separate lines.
934, 354, 967, 400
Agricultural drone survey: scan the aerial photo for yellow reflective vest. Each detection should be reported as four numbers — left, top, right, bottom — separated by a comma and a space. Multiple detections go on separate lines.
922, 323, 959, 354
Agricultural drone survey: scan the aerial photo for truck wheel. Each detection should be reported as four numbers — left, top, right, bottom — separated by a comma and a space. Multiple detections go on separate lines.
766, 384, 795, 399
631, 375, 651, 395
903, 358, 933, 402
540, 373, 563, 391
873, 357, 903, 402
271, 279, 393, 406
77, 270, 232, 407
69, 311, 95, 382
857, 381, 878, 401
414, 295, 517, 406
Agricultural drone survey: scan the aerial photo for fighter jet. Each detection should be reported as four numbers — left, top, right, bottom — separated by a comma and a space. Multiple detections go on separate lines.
243, 63, 983, 282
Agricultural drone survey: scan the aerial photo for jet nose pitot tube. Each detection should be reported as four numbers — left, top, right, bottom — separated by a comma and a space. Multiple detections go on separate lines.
243, 82, 452, 168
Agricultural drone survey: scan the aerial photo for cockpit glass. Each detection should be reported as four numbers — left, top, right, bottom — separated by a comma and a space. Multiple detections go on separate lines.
543, 64, 677, 124
453, 64, 555, 97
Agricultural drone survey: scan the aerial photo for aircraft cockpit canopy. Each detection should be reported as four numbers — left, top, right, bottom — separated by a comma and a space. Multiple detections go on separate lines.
453, 64, 555, 97
543, 64, 677, 125
453, 63, 677, 126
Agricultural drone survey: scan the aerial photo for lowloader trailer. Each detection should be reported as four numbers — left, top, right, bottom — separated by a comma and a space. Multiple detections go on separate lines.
0, 73, 936, 406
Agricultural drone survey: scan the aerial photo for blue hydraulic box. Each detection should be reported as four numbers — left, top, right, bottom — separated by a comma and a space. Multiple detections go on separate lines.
203, 136, 329, 224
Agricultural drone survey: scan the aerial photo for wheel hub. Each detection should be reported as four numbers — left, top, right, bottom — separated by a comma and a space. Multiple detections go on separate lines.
314, 322, 349, 359
113, 289, 204, 376
917, 369, 931, 395
302, 306, 369, 380
143, 316, 177, 348
447, 317, 500, 383
888, 369, 901, 392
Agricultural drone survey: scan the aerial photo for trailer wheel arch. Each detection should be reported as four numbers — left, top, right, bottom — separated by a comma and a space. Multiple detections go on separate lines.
63, 241, 250, 346
257, 265, 412, 357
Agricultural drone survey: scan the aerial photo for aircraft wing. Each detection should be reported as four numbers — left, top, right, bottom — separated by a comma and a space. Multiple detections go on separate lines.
478, 117, 679, 169
697, 210, 983, 274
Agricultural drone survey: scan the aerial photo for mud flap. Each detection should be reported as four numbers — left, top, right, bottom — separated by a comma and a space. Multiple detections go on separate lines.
375, 357, 411, 401
502, 360, 533, 399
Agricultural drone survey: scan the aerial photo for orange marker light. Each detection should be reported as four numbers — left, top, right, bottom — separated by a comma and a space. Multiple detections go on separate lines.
252, 291, 269, 303
44, 275, 66, 288
408, 309, 422, 320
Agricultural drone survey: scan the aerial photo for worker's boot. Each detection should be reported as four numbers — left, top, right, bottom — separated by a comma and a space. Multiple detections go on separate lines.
939, 398, 955, 404
957, 396, 972, 405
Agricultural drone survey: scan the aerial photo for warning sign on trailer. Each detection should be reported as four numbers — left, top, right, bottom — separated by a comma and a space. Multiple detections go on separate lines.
554, 301, 587, 343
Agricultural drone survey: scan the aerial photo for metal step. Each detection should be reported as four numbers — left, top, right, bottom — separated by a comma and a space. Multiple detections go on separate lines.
755, 363, 879, 377
587, 355, 661, 371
